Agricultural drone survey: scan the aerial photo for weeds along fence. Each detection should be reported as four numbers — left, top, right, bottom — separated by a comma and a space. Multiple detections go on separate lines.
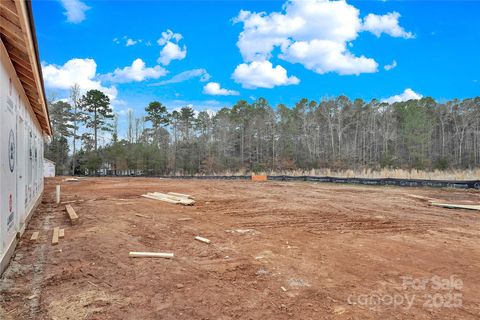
149, 175, 480, 190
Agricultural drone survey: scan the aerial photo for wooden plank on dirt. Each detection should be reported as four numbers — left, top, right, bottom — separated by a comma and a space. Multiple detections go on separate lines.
141, 194, 179, 204
52, 227, 59, 245
30, 231, 39, 241
177, 217, 192, 221
431, 202, 480, 211
142, 192, 195, 205
167, 192, 194, 199
129, 252, 174, 259
152, 192, 195, 205
59, 229, 64, 238
195, 236, 211, 244
407, 194, 438, 202
135, 213, 151, 219
65, 204, 79, 224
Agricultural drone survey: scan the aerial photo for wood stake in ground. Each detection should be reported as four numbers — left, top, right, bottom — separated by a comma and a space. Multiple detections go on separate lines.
65, 204, 79, 224
52, 227, 59, 245
129, 252, 174, 259
195, 236, 211, 244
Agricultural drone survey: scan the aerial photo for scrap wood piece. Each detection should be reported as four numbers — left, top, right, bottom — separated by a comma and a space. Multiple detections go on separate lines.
407, 194, 439, 202
135, 213, 151, 219
195, 236, 211, 244
142, 192, 195, 206
59, 229, 64, 238
152, 192, 195, 205
129, 252, 174, 259
30, 231, 39, 241
177, 217, 192, 221
141, 194, 179, 204
65, 204, 79, 224
52, 227, 59, 245
430, 202, 480, 211
167, 192, 195, 200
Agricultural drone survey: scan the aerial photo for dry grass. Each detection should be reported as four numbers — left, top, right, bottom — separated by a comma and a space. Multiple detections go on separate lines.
211, 168, 480, 180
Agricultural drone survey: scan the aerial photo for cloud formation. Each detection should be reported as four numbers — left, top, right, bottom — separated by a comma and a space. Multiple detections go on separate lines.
59, 0, 90, 23
383, 88, 423, 104
203, 82, 239, 96
150, 68, 210, 86
363, 12, 414, 39
157, 30, 187, 65
232, 0, 413, 88
42, 58, 117, 100
384, 60, 397, 71
103, 58, 167, 83
232, 61, 300, 89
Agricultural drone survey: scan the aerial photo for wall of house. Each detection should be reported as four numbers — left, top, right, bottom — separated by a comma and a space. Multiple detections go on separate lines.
0, 40, 46, 273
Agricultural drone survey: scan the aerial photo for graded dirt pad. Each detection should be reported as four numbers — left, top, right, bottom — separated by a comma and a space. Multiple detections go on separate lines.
1, 177, 480, 319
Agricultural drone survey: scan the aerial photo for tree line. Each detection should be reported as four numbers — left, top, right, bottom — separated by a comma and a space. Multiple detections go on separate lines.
45, 86, 480, 175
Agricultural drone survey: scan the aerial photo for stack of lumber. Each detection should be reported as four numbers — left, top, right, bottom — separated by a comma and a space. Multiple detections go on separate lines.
141, 192, 195, 206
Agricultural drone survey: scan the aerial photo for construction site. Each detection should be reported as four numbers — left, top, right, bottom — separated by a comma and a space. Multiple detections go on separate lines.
1, 176, 479, 319
2, 0, 480, 319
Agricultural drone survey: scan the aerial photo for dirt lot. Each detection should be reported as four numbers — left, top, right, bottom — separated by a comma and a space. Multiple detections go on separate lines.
1, 177, 480, 319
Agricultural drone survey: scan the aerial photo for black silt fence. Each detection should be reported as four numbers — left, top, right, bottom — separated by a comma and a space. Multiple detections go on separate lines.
156, 175, 480, 189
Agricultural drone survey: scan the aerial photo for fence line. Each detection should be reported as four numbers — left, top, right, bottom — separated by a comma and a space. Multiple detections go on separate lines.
144, 175, 480, 189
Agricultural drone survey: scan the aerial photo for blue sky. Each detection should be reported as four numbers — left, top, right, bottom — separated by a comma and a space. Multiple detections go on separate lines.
34, 0, 480, 120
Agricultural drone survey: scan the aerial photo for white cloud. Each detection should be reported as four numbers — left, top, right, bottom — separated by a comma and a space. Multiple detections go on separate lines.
166, 99, 226, 117
384, 59, 397, 71
157, 30, 183, 46
157, 30, 187, 65
126, 39, 138, 47
59, 0, 90, 24
232, 60, 300, 89
203, 82, 239, 96
103, 58, 168, 83
363, 12, 414, 39
382, 88, 422, 104
232, 0, 413, 87
150, 68, 210, 86
42, 58, 117, 100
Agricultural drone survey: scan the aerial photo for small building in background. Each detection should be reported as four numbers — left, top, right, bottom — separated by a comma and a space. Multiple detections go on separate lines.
43, 159, 55, 177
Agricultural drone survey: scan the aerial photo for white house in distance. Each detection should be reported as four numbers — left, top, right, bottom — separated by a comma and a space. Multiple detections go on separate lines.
43, 158, 55, 177
0, 0, 52, 274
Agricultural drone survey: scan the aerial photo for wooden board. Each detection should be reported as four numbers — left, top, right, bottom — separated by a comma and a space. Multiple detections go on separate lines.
167, 192, 194, 199
59, 229, 64, 238
65, 204, 79, 224
152, 192, 195, 205
141, 194, 179, 204
431, 202, 480, 211
142, 192, 195, 206
52, 227, 59, 245
195, 236, 211, 244
129, 252, 174, 259
30, 231, 39, 241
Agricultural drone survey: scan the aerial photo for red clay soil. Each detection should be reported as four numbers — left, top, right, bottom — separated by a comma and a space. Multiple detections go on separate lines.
1, 177, 480, 319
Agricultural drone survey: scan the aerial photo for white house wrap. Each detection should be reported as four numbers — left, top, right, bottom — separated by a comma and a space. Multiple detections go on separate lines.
0, 0, 51, 274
